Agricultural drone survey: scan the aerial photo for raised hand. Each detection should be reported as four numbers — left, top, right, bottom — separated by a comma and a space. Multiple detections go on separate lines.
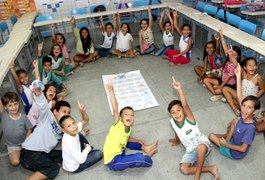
214, 33, 220, 40
38, 42, 44, 52
78, 100, 86, 112
106, 81, 114, 92
70, 16, 76, 25
32, 59, 38, 68
99, 16, 103, 22
9, 62, 15, 69
172, 76, 181, 90
166, 10, 171, 16
173, 11, 178, 17
51, 24, 55, 30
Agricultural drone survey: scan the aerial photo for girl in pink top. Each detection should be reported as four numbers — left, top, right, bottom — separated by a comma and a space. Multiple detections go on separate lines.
51, 24, 75, 71
203, 29, 241, 102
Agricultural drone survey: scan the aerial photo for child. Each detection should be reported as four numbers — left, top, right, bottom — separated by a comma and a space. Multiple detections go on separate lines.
103, 81, 158, 171
33, 43, 67, 96
48, 44, 73, 81
112, 11, 137, 58
136, 6, 156, 55
208, 67, 260, 159
71, 16, 98, 66
95, 15, 116, 58
0, 92, 32, 166
51, 24, 74, 66
27, 83, 58, 126
194, 37, 224, 83
20, 85, 71, 179
203, 29, 241, 102
165, 11, 193, 65
10, 63, 33, 114
155, 10, 174, 57
223, 57, 265, 116
168, 77, 218, 180
59, 101, 102, 173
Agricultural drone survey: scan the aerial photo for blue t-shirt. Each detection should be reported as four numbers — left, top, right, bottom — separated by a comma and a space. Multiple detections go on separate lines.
230, 117, 256, 159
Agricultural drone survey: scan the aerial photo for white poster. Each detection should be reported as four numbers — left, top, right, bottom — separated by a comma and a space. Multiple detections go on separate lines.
102, 70, 159, 114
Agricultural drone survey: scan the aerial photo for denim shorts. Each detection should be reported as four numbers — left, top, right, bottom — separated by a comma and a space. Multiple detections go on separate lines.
180, 142, 211, 165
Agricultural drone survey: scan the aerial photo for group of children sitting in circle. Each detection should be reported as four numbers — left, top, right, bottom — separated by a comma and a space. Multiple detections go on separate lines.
1, 7, 265, 180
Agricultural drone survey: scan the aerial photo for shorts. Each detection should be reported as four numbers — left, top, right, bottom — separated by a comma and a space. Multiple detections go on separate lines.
117, 48, 129, 53
7, 145, 21, 154
180, 141, 211, 165
20, 149, 62, 179
220, 142, 233, 159
217, 78, 236, 89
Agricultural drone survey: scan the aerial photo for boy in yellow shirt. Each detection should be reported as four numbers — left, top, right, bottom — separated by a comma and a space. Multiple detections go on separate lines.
103, 81, 158, 170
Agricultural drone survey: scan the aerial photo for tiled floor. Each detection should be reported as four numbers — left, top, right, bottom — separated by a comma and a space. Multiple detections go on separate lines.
0, 28, 265, 180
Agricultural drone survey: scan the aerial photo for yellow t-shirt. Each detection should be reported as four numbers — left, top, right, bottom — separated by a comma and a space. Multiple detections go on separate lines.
103, 119, 132, 164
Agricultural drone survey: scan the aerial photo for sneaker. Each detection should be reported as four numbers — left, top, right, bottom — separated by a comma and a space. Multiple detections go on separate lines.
221, 97, 227, 103
233, 109, 241, 117
210, 95, 223, 101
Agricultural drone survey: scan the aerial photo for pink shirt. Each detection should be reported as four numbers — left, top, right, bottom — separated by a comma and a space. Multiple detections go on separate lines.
222, 61, 236, 85
61, 44, 69, 59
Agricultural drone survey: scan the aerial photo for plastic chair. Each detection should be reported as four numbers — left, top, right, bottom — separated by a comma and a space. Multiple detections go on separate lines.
239, 20, 257, 58
71, 8, 89, 29
256, 29, 265, 63
0, 21, 9, 44
216, 9, 230, 22
35, 15, 59, 39
195, 1, 206, 12
204, 4, 218, 17
10, 15, 17, 25
239, 19, 257, 35
227, 13, 241, 28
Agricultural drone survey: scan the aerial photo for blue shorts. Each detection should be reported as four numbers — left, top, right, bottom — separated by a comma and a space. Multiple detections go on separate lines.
220, 143, 233, 159
180, 142, 211, 165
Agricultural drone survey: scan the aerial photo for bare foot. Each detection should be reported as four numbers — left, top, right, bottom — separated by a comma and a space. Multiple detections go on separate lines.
145, 147, 158, 157
169, 62, 174, 66
142, 141, 158, 153
211, 166, 219, 180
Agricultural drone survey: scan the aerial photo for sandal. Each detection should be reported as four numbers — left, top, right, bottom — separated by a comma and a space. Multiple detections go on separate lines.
221, 97, 227, 103
210, 95, 223, 101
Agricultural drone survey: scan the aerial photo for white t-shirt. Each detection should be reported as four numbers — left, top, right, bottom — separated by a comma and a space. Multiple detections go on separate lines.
163, 31, 174, 46
22, 93, 62, 153
179, 35, 192, 58
21, 84, 34, 107
100, 32, 115, 49
42, 72, 48, 85
49, 55, 63, 70
62, 122, 91, 172
170, 118, 210, 153
116, 31, 133, 52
